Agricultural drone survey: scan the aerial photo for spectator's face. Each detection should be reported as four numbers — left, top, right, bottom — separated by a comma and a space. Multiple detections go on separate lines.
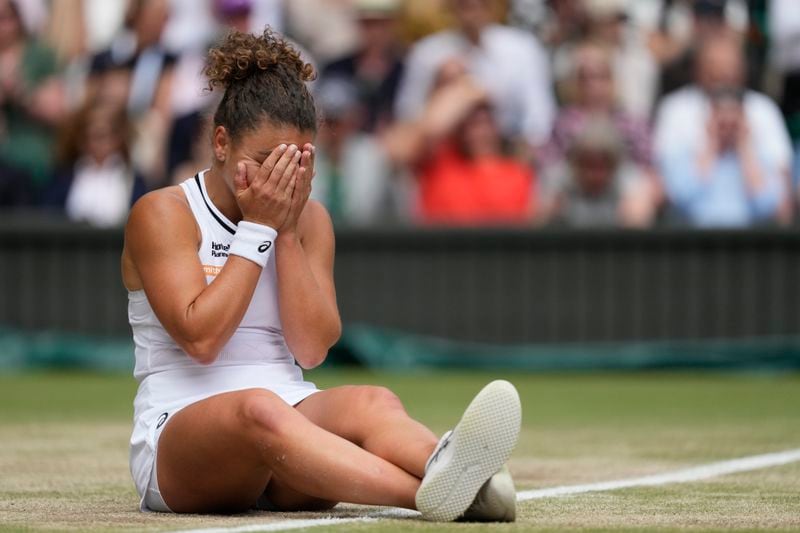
135, 0, 169, 48
357, 16, 397, 52
91, 70, 133, 112
696, 40, 744, 92
711, 98, 744, 149
451, 0, 492, 34
85, 111, 124, 164
573, 151, 616, 196
0, 0, 22, 48
458, 105, 500, 157
576, 53, 614, 109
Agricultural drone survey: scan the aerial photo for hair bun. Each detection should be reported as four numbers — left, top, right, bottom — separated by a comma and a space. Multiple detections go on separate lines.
205, 28, 315, 91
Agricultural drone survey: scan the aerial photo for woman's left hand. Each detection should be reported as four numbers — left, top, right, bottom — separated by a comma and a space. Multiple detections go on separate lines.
279, 143, 315, 234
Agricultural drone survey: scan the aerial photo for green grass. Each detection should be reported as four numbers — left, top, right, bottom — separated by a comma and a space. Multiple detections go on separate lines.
0, 370, 799, 531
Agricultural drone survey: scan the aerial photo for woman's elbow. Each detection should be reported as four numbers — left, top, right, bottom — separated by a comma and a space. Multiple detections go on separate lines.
294, 324, 341, 370
179, 336, 221, 365
296, 352, 327, 370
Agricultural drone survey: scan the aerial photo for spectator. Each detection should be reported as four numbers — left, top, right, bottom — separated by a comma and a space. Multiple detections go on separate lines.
0, 0, 64, 205
581, 0, 658, 120
89, 0, 173, 115
385, 59, 537, 225
653, 34, 793, 222
544, 42, 655, 176
322, 0, 404, 133
548, 0, 658, 119
649, 0, 744, 100
770, 0, 800, 205
46, 101, 145, 227
311, 78, 393, 225
395, 0, 555, 147
88, 0, 175, 187
660, 88, 785, 227
164, 0, 253, 183
540, 116, 653, 228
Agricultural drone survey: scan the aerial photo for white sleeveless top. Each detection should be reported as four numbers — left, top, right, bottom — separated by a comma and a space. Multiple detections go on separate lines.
128, 170, 318, 502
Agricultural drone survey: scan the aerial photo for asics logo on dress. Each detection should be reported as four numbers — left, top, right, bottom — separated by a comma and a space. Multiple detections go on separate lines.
258, 241, 272, 253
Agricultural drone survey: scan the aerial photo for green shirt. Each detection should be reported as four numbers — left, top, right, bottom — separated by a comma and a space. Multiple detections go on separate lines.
0, 40, 59, 188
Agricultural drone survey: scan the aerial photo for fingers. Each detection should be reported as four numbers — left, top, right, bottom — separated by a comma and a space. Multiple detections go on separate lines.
268, 144, 299, 190
303, 143, 316, 178
277, 150, 303, 197
293, 148, 312, 202
251, 144, 288, 188
294, 165, 309, 198
292, 158, 312, 208
299, 149, 312, 179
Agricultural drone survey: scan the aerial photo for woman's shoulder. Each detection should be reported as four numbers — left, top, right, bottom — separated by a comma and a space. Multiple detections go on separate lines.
127, 186, 195, 238
131, 185, 189, 213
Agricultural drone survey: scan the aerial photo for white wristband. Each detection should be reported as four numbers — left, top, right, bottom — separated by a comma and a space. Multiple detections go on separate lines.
229, 221, 278, 268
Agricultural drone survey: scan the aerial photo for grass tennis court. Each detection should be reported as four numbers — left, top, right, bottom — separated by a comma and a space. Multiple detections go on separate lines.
1, 369, 799, 531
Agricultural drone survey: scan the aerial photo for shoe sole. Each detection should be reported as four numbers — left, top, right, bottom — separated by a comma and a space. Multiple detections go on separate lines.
415, 380, 521, 522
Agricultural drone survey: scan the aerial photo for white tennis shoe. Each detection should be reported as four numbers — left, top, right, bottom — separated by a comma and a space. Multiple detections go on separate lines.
461, 465, 517, 522
415, 380, 522, 522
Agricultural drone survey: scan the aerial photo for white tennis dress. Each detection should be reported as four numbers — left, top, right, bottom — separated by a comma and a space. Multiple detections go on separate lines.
128, 170, 319, 511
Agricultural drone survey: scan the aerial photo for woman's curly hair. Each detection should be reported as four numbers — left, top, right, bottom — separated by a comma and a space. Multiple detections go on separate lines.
205, 28, 318, 139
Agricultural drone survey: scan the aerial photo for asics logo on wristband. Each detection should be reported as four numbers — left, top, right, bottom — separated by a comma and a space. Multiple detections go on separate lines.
258, 241, 273, 253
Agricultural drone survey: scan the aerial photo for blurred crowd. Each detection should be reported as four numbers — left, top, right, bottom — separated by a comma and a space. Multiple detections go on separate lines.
1, 0, 799, 229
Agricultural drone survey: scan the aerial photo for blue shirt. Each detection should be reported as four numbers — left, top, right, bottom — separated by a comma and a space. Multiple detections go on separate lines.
660, 147, 784, 227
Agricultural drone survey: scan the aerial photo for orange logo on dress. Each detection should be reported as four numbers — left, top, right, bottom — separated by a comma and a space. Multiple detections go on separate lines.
203, 265, 222, 277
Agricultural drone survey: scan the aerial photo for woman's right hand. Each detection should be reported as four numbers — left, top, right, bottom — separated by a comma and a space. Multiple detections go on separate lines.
234, 144, 303, 229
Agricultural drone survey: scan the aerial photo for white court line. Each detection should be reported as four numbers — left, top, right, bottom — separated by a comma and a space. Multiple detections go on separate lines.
175, 448, 800, 533
515, 447, 800, 501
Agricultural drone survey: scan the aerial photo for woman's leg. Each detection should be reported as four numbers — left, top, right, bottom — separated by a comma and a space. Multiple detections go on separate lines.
155, 388, 421, 513
294, 386, 439, 478
263, 386, 440, 510
263, 381, 521, 521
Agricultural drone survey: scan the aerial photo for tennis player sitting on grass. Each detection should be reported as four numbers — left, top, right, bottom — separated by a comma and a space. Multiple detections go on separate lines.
120, 28, 521, 521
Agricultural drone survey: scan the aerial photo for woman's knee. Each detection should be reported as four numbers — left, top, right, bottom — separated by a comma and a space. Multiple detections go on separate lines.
349, 385, 406, 417
236, 389, 296, 438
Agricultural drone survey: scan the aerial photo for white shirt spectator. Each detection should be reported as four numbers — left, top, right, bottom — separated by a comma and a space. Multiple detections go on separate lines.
395, 24, 556, 146
66, 155, 135, 228
654, 86, 793, 172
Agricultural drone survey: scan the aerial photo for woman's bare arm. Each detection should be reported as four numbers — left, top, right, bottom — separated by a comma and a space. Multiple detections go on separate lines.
125, 189, 263, 363
276, 200, 340, 369
125, 146, 303, 364
275, 146, 341, 368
